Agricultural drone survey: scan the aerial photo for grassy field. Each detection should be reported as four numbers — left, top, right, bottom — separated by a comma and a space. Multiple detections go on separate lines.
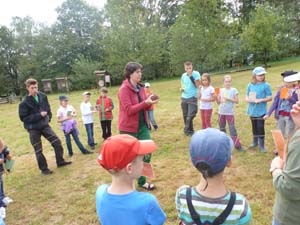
1, 60, 300, 225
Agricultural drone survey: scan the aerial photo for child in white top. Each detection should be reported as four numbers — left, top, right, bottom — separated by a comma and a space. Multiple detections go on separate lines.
199, 73, 215, 129
80, 92, 97, 150
57, 95, 92, 157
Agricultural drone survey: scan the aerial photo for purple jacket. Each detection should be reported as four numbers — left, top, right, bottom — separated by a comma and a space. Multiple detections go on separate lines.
266, 87, 298, 120
61, 119, 79, 135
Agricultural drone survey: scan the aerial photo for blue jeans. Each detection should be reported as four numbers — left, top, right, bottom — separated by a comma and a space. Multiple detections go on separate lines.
147, 110, 158, 127
278, 115, 295, 138
84, 123, 95, 147
64, 130, 88, 155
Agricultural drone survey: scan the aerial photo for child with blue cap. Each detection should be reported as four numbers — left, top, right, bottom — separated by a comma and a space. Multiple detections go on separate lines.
246, 67, 272, 152
176, 128, 252, 225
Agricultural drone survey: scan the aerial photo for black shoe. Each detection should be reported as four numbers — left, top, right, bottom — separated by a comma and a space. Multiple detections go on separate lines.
41, 169, 53, 175
90, 146, 95, 150
83, 151, 93, 154
57, 161, 72, 167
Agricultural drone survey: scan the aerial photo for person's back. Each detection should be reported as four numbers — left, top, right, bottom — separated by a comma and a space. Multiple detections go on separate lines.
96, 184, 165, 225
176, 128, 251, 225
96, 135, 166, 225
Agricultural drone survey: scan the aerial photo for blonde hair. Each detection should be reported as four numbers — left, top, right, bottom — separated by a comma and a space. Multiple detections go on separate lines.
223, 75, 232, 81
251, 75, 265, 84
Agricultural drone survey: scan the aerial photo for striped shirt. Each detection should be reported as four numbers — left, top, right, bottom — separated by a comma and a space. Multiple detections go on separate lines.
176, 186, 251, 225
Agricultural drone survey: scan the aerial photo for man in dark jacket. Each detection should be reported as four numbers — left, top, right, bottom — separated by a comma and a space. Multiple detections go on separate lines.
19, 78, 71, 175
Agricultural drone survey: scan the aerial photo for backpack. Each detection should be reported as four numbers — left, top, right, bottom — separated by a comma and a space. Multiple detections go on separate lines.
182, 187, 236, 225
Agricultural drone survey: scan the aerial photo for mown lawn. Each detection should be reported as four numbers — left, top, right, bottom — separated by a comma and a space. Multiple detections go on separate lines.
1, 60, 300, 225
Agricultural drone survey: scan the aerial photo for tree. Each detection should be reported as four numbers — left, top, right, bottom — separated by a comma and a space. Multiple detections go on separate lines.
0, 26, 22, 95
169, 0, 231, 74
240, 3, 284, 66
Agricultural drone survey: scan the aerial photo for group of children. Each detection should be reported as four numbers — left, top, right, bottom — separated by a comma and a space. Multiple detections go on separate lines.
197, 67, 300, 153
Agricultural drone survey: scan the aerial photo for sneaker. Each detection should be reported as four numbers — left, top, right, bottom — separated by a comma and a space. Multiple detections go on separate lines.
236, 146, 246, 151
41, 169, 53, 175
260, 148, 267, 153
248, 143, 258, 148
153, 125, 158, 130
2, 197, 13, 206
0, 207, 5, 219
83, 151, 93, 154
57, 161, 72, 167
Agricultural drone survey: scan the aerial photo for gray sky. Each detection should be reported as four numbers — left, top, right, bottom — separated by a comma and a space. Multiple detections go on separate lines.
0, 0, 107, 27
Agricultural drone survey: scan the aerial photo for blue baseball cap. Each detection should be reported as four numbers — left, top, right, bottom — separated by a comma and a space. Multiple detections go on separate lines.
189, 128, 233, 176
253, 67, 267, 76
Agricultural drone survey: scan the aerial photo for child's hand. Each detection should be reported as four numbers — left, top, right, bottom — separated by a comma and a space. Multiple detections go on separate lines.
0, 159, 4, 164
270, 156, 284, 171
263, 115, 269, 120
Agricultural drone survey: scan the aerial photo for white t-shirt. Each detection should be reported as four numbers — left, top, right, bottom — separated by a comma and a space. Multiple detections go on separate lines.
218, 88, 238, 115
200, 85, 215, 109
80, 101, 94, 124
57, 105, 75, 118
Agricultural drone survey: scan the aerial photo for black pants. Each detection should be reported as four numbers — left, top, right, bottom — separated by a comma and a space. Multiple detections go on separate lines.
28, 125, 65, 171
250, 116, 265, 138
181, 97, 198, 135
100, 120, 112, 140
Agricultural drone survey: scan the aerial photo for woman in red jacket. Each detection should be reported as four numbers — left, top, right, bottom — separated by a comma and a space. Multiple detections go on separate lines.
118, 62, 159, 190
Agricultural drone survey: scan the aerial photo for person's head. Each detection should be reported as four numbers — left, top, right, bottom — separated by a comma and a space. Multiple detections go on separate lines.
184, 61, 193, 75
144, 82, 150, 89
25, 78, 39, 96
0, 139, 5, 153
82, 91, 91, 102
100, 87, 108, 97
59, 95, 68, 107
189, 128, 233, 188
201, 73, 211, 87
282, 71, 299, 88
223, 75, 232, 88
98, 134, 156, 179
124, 62, 143, 83
252, 67, 266, 83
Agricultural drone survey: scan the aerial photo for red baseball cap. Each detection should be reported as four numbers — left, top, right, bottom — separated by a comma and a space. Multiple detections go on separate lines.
98, 134, 156, 172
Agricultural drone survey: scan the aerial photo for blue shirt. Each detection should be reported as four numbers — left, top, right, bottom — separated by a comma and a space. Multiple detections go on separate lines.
96, 184, 166, 225
246, 82, 272, 117
181, 71, 201, 99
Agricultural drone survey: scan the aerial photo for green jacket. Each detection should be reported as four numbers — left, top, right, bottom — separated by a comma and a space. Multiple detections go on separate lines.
273, 128, 300, 225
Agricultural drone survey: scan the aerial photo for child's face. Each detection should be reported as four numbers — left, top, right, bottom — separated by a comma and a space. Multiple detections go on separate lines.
101, 92, 107, 97
201, 76, 209, 86
83, 95, 90, 102
184, 65, 193, 74
285, 81, 294, 88
27, 84, 38, 96
224, 78, 231, 88
255, 74, 265, 82
131, 155, 144, 179
60, 100, 68, 107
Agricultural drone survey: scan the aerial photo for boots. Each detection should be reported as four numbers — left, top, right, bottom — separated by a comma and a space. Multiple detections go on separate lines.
249, 136, 258, 148
259, 137, 266, 153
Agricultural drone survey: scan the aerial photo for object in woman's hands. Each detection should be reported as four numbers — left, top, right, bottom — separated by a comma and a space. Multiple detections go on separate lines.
151, 94, 159, 101
141, 162, 155, 179
280, 87, 289, 99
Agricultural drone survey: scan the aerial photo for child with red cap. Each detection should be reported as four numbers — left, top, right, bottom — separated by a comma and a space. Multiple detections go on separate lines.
96, 134, 166, 225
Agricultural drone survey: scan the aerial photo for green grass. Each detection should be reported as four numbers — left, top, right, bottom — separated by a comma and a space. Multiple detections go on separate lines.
1, 60, 300, 225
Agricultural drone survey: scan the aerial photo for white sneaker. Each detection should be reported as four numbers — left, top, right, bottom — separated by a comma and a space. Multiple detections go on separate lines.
2, 196, 13, 206
0, 207, 5, 219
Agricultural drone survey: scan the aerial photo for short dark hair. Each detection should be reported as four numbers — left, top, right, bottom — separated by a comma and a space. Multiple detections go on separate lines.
184, 61, 193, 66
25, 78, 38, 88
124, 62, 143, 80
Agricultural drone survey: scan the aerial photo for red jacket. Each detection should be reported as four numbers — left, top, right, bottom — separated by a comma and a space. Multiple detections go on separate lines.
96, 96, 114, 120
118, 79, 150, 133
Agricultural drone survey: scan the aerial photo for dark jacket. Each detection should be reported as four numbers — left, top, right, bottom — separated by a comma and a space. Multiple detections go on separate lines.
19, 92, 52, 130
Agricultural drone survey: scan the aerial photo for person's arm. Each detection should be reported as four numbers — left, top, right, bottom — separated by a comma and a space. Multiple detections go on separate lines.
19, 101, 45, 123
146, 195, 166, 225
223, 89, 239, 104
106, 98, 114, 111
245, 84, 251, 103
57, 109, 71, 123
272, 130, 300, 200
118, 87, 157, 116
256, 83, 272, 103
264, 90, 280, 119
44, 94, 52, 122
